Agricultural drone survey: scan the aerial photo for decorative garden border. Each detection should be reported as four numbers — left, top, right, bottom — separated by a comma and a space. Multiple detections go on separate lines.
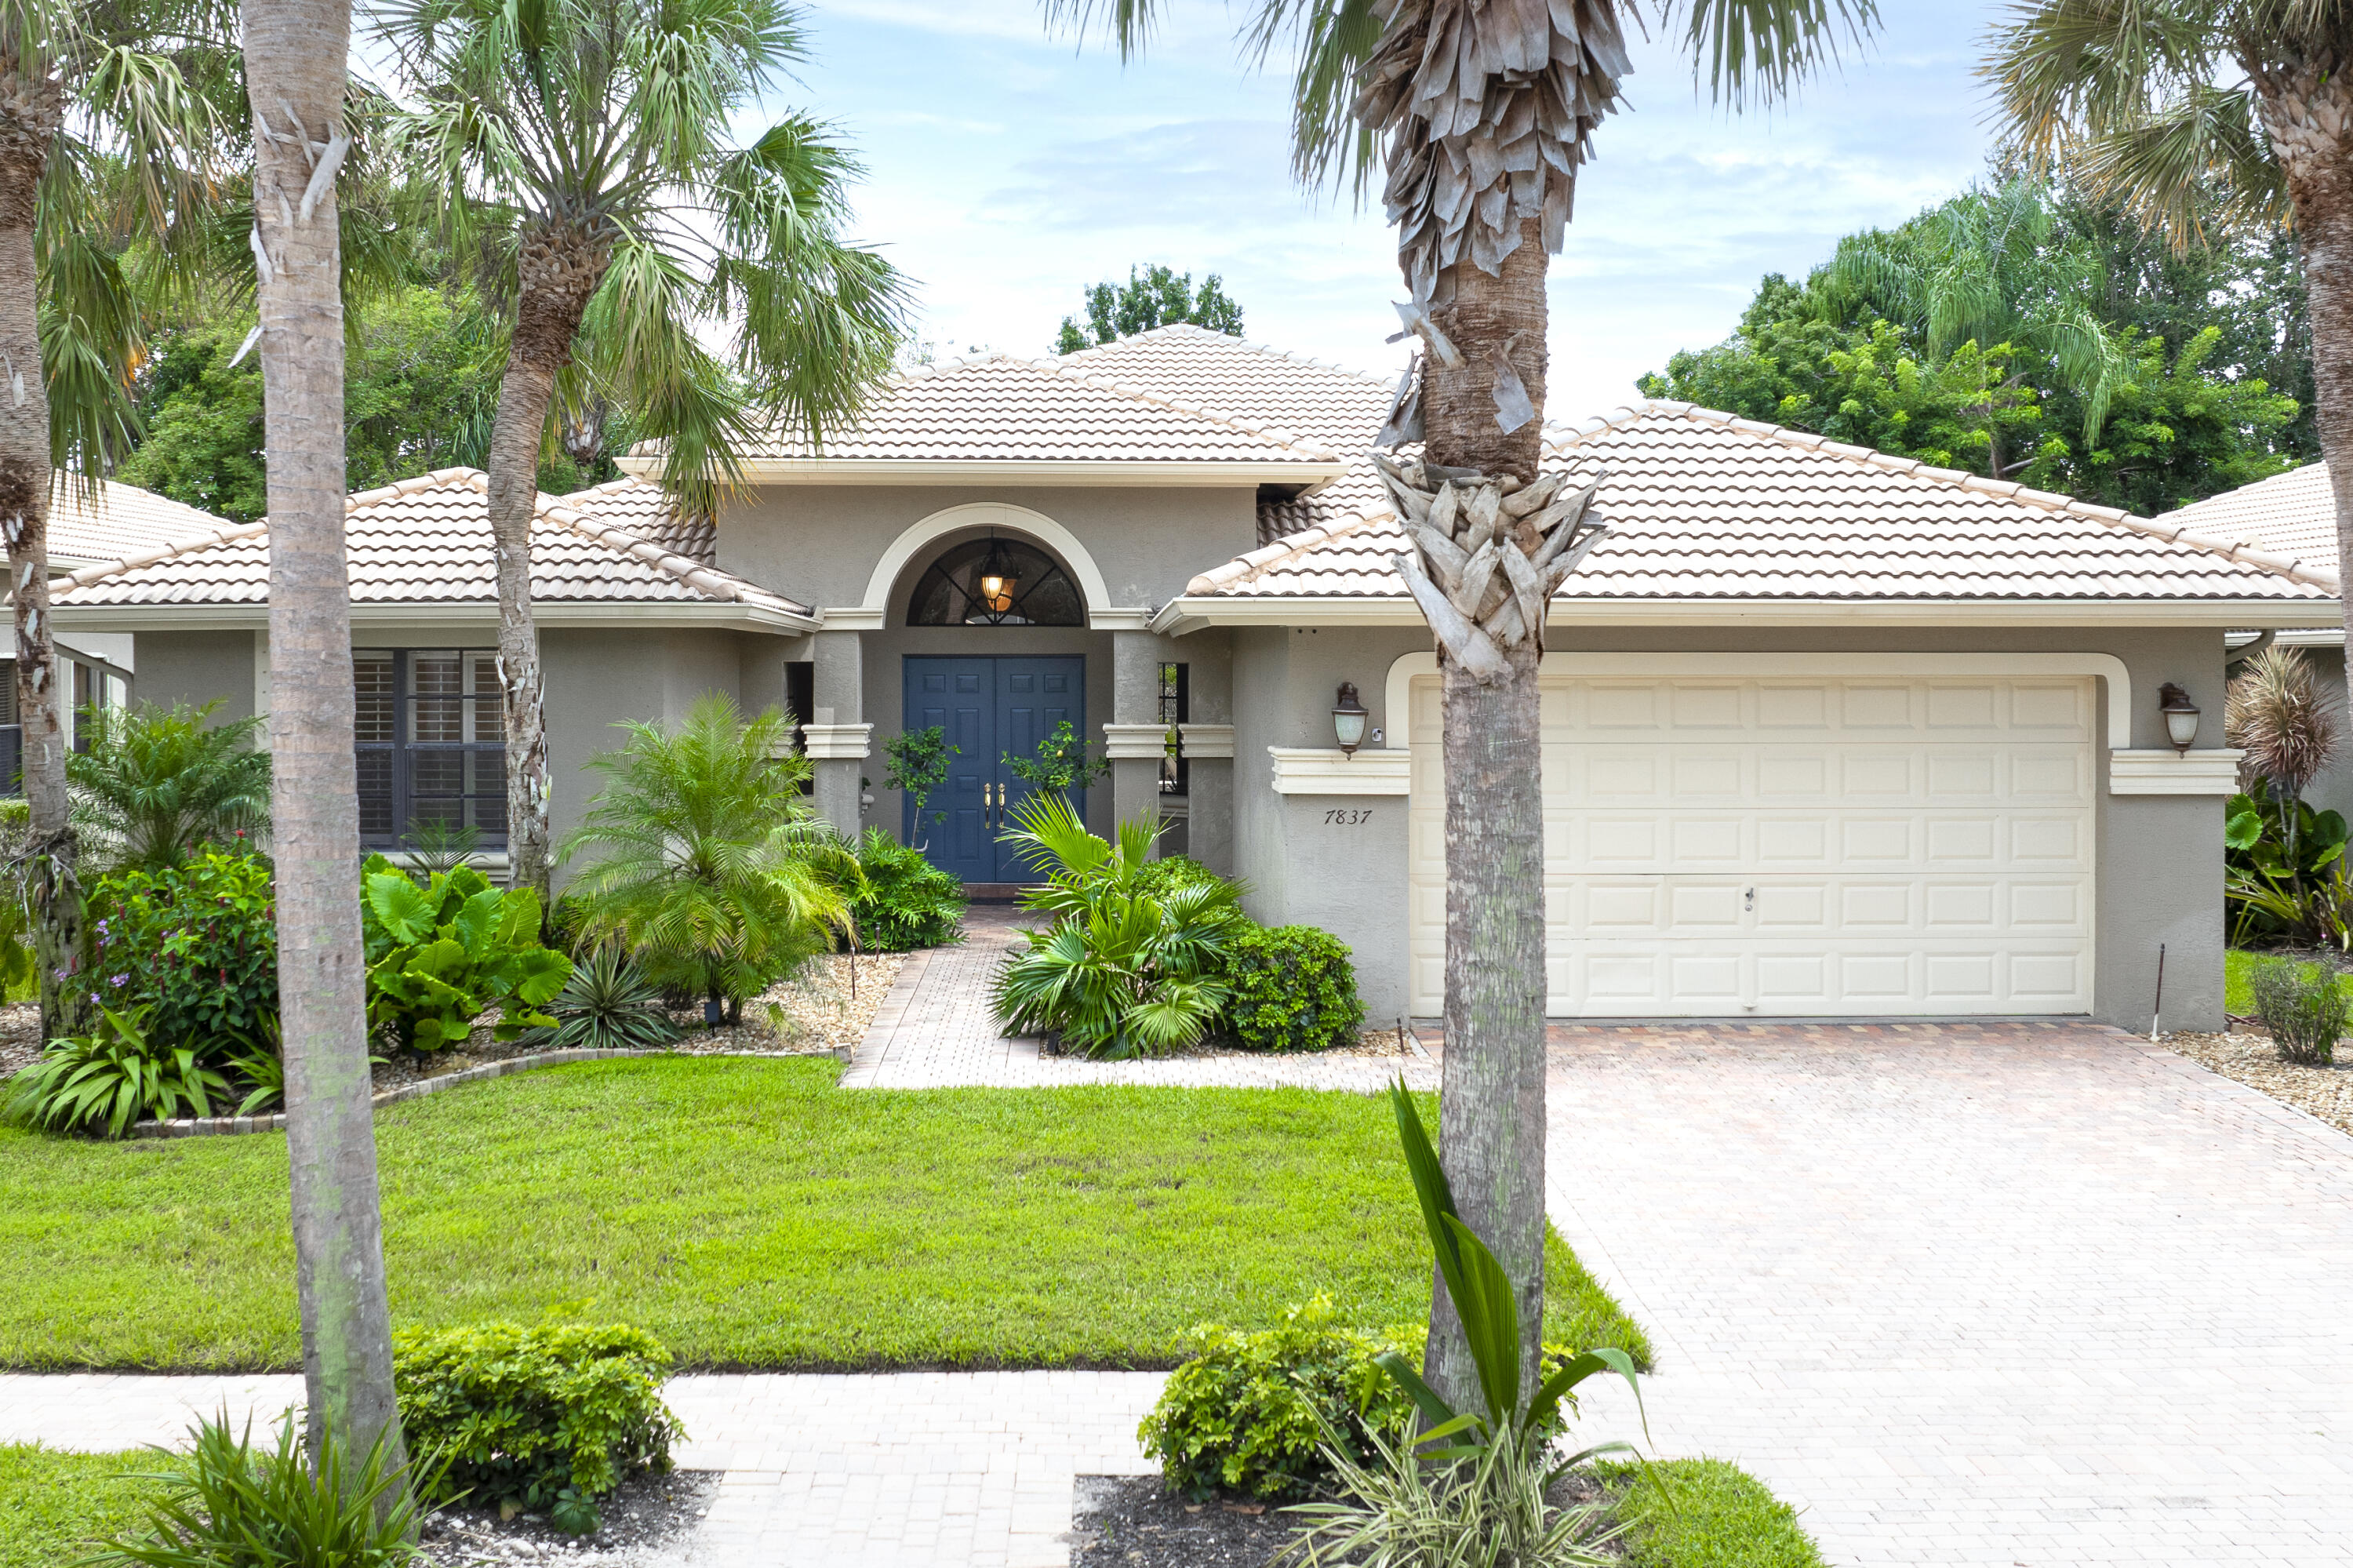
131, 1047, 660, 1139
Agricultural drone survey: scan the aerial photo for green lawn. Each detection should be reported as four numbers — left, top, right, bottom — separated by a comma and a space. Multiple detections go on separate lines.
0, 1446, 164, 1568
0, 1057, 1648, 1372
2224, 948, 2353, 1014
1600, 1458, 1827, 1568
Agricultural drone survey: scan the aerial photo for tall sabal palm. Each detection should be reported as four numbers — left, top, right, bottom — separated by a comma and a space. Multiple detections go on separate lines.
1, 0, 231, 1035
1052, 0, 1878, 1408
1988, 0, 2353, 702
240, 0, 409, 1492
1820, 178, 2132, 471
370, 0, 911, 909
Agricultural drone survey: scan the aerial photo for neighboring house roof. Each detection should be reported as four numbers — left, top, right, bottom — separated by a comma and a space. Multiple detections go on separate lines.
558, 475, 714, 565
44, 480, 248, 571
50, 468, 813, 631
635, 347, 1351, 486
2166, 462, 2337, 572
1166, 402, 2341, 628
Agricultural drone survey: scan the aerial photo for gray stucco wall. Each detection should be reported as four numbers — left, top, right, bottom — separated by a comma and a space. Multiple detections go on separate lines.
1224, 620, 2233, 1033
717, 484, 1259, 610
130, 631, 256, 722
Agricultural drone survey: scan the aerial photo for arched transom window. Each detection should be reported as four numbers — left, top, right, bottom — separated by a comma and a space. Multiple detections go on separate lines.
907, 537, 1084, 626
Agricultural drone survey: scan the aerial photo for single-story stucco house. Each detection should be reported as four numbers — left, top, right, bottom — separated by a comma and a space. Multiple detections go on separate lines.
34, 326, 2346, 1032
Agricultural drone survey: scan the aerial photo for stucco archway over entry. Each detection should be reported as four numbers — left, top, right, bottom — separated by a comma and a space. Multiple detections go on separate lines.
826, 502, 1140, 629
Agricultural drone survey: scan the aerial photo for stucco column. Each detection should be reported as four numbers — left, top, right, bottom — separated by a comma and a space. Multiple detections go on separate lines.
1179, 632, 1235, 875
805, 629, 868, 839
1107, 630, 1183, 852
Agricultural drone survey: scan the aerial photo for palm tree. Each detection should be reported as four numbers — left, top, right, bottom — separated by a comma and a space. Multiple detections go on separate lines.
1, 0, 231, 1036
1988, 1, 2353, 720
1050, 0, 1878, 1409
239, 0, 408, 1491
71, 699, 271, 872
369, 0, 911, 910
562, 694, 854, 1024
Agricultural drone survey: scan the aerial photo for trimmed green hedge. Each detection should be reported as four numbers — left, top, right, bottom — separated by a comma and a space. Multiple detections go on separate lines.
1224, 924, 1365, 1052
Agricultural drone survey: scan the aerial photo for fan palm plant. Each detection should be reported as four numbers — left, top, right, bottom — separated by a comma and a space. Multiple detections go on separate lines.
70, 700, 270, 872
1048, 0, 1878, 1410
562, 694, 856, 1024
1986, 0, 2353, 707
2, 0, 236, 1037
368, 0, 913, 909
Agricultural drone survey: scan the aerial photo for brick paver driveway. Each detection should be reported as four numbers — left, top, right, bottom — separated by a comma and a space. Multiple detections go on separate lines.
1544, 1021, 2353, 1568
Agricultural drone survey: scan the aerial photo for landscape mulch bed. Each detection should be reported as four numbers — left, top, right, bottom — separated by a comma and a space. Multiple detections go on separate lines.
419, 1468, 718, 1567
2167, 1026, 2353, 1137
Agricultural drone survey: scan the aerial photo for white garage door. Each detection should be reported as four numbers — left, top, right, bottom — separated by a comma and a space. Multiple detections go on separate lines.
1406, 671, 2096, 1017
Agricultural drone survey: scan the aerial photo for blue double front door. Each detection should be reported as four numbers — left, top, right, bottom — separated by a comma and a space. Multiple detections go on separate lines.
902, 656, 1085, 883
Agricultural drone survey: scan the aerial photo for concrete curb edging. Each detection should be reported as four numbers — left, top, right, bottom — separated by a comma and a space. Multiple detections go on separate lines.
131, 1047, 659, 1140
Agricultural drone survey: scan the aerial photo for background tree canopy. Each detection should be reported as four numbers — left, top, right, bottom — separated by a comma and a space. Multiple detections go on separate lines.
1055, 264, 1243, 354
1639, 174, 2312, 516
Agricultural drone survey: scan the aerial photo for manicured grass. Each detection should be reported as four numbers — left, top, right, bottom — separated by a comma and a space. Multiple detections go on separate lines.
2225, 947, 2353, 1015
0, 1057, 1649, 1373
1599, 1457, 1827, 1568
0, 1446, 163, 1568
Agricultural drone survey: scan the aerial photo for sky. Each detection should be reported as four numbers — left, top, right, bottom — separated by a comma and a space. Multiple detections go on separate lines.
778, 0, 2007, 418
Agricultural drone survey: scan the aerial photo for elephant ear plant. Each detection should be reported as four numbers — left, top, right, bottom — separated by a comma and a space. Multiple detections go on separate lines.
1278, 1082, 1653, 1566
360, 856, 573, 1050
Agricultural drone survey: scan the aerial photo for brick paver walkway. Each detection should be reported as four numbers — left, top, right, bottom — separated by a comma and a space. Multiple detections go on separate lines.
1543, 1021, 2353, 1567
842, 906, 1437, 1092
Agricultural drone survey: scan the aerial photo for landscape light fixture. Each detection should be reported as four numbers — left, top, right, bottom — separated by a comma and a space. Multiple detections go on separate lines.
1332, 682, 1369, 755
2158, 682, 2200, 756
976, 533, 1020, 616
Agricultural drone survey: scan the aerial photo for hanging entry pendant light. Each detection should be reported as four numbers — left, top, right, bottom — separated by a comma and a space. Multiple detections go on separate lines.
976, 532, 1022, 617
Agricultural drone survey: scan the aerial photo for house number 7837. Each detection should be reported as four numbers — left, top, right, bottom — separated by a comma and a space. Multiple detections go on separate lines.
1323, 808, 1373, 825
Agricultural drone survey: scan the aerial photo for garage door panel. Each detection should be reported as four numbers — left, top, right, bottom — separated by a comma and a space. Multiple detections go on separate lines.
1406, 672, 2094, 1017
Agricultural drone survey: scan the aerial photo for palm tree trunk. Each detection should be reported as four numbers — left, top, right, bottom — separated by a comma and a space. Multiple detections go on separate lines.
1419, 217, 1556, 1410
241, 0, 408, 1492
2256, 61, 2353, 697
485, 220, 609, 910
0, 65, 89, 1040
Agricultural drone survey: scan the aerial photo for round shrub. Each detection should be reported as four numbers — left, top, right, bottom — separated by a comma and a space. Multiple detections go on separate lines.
1223, 923, 1363, 1053
2249, 955, 2351, 1064
84, 851, 277, 1051
393, 1322, 684, 1533
1130, 855, 1231, 901
851, 828, 966, 950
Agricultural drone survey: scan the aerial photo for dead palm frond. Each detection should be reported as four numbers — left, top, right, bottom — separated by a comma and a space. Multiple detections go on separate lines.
2228, 644, 2340, 800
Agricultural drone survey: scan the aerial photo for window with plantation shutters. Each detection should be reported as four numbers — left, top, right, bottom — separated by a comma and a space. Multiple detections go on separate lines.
354, 649, 506, 847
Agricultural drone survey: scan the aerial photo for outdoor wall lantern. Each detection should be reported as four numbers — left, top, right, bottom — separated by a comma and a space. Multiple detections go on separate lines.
976, 533, 1020, 616
2158, 682, 2201, 755
1333, 682, 1369, 755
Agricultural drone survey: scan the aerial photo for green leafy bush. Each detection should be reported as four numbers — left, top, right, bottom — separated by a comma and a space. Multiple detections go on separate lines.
1130, 856, 1229, 901
91, 1413, 423, 1568
393, 1322, 684, 1533
1223, 925, 1363, 1053
528, 945, 683, 1051
2, 1006, 230, 1137
361, 857, 572, 1051
1140, 1296, 1417, 1501
2224, 783, 2353, 950
851, 828, 966, 950
2248, 955, 2351, 1064
84, 853, 278, 1050
991, 797, 1247, 1058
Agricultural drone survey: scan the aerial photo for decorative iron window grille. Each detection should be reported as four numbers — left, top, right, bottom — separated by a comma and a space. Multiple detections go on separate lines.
1159, 662, 1188, 796
906, 537, 1084, 626
355, 649, 506, 846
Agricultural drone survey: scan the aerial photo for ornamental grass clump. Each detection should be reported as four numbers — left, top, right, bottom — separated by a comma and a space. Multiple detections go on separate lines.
2248, 956, 2351, 1066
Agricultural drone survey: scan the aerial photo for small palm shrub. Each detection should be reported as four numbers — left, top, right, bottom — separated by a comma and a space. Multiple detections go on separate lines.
528, 945, 684, 1050
89, 1412, 424, 1568
361, 857, 573, 1051
563, 695, 856, 1024
394, 1322, 684, 1537
1224, 925, 1363, 1053
83, 852, 278, 1050
850, 828, 966, 950
2, 1006, 231, 1137
2248, 956, 2351, 1065
991, 796, 1247, 1058
70, 700, 271, 873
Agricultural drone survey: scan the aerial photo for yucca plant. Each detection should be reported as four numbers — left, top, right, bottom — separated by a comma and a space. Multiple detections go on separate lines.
562, 694, 858, 1024
529, 944, 685, 1050
87, 1412, 427, 1568
2228, 646, 2340, 806
70, 700, 271, 874
990, 794, 1246, 1059
2, 1004, 229, 1136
